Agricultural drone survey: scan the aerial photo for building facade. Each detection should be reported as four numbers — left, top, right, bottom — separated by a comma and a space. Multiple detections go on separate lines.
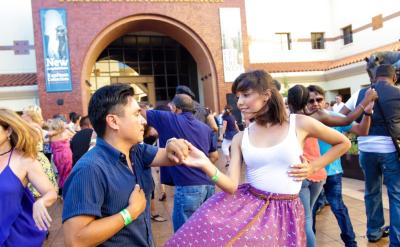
0, 0, 399, 118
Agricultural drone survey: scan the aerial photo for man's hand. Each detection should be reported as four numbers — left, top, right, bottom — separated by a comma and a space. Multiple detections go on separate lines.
287, 155, 314, 181
165, 138, 189, 163
127, 184, 146, 220
181, 141, 209, 169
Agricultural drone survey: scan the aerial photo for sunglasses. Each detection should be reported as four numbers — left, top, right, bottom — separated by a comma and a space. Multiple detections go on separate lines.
308, 97, 324, 104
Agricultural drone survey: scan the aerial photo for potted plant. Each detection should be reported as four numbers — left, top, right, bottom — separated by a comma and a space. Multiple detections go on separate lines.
341, 134, 365, 181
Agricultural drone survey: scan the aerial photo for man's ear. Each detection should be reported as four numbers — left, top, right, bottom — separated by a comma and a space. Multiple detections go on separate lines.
105, 114, 119, 131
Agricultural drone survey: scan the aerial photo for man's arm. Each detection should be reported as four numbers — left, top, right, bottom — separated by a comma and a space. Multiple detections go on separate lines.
314, 88, 377, 127
206, 114, 218, 132
349, 101, 374, 136
63, 185, 146, 247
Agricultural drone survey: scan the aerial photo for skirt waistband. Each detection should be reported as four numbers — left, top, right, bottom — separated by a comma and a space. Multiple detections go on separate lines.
243, 184, 298, 201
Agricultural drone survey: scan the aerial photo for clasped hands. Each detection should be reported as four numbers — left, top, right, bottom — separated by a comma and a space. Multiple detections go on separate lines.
165, 138, 206, 168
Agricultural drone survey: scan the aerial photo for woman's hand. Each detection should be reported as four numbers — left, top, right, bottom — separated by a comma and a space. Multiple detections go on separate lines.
33, 198, 52, 231
181, 141, 210, 169
287, 155, 314, 181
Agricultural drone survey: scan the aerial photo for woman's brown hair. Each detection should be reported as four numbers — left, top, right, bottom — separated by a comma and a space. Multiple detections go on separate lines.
0, 108, 40, 159
232, 70, 287, 126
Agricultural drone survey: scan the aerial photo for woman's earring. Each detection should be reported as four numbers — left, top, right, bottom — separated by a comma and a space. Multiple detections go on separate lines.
7, 136, 10, 141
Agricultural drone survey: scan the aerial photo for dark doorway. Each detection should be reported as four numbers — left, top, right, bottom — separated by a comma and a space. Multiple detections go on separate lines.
90, 33, 198, 104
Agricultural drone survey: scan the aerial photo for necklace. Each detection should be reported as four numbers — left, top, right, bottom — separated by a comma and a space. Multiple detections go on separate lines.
0, 148, 12, 156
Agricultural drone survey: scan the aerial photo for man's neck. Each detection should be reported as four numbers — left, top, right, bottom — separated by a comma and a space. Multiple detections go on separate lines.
103, 133, 133, 159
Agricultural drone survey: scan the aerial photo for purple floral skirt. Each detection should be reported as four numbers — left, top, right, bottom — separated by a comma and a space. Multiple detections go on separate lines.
164, 183, 305, 247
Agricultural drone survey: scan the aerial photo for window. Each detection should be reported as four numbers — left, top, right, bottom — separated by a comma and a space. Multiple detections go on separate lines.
342, 25, 353, 45
311, 32, 325, 49
276, 33, 291, 50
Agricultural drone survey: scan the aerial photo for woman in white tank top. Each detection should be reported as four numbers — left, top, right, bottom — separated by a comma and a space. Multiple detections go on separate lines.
165, 70, 351, 247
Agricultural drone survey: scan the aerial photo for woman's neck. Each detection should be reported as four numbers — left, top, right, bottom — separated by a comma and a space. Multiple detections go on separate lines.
0, 141, 12, 154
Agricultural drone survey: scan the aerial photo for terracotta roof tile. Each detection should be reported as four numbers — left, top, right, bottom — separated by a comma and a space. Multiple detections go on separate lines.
0, 73, 37, 87
249, 41, 400, 73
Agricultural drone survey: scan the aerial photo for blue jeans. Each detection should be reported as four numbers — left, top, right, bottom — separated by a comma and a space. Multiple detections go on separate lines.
313, 174, 357, 247
360, 151, 400, 245
299, 179, 324, 247
172, 185, 215, 232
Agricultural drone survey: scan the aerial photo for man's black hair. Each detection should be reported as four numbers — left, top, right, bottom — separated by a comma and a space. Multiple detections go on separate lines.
88, 83, 134, 138
69, 112, 77, 121
307, 85, 325, 96
71, 113, 81, 124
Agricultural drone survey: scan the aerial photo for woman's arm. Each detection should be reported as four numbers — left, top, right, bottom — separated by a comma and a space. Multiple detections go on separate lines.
26, 159, 58, 230
294, 115, 351, 176
312, 88, 377, 127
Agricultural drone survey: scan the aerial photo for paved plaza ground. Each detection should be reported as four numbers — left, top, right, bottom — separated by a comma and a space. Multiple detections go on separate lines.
43, 151, 390, 247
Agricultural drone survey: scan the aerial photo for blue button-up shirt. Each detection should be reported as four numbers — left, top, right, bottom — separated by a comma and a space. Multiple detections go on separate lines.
62, 138, 157, 246
146, 110, 217, 186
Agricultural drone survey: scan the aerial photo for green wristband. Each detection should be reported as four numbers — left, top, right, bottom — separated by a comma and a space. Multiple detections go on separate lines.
120, 209, 132, 226
211, 168, 220, 183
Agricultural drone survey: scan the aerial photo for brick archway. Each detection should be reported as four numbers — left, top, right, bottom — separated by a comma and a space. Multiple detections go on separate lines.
80, 14, 219, 114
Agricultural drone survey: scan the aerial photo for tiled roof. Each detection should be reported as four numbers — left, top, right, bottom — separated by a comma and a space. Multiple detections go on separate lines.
249, 41, 400, 73
0, 73, 37, 87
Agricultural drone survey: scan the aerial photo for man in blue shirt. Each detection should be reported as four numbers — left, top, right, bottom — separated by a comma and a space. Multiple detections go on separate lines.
307, 85, 373, 247
142, 94, 218, 232
62, 84, 191, 246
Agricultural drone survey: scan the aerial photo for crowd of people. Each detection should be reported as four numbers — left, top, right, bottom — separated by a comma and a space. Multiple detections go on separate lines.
0, 65, 399, 247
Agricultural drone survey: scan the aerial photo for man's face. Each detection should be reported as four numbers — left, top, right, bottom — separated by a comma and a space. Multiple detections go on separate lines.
114, 97, 146, 145
335, 96, 342, 103
307, 92, 325, 112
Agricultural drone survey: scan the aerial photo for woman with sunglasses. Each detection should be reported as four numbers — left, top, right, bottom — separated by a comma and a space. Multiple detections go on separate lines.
288, 85, 376, 247
0, 108, 57, 246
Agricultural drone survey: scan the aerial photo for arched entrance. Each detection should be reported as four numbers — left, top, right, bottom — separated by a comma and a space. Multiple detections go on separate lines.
80, 14, 218, 112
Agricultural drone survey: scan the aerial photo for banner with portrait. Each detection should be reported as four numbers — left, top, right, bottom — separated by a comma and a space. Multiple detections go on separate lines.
40, 8, 72, 92
219, 8, 245, 82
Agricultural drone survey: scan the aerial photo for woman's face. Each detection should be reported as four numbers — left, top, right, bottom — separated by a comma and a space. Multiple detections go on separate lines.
236, 89, 268, 120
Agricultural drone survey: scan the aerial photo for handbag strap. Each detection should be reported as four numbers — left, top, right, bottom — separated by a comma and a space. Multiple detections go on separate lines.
371, 84, 400, 154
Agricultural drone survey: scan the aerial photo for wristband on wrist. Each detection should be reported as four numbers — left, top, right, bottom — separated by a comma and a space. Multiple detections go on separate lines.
211, 167, 220, 183
364, 111, 373, 116
120, 208, 133, 226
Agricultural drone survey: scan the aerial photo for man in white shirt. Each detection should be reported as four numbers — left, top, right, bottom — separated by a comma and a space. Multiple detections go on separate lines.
340, 65, 400, 244
332, 95, 345, 113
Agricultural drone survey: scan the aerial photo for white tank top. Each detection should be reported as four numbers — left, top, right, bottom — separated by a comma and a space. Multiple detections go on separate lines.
242, 114, 303, 194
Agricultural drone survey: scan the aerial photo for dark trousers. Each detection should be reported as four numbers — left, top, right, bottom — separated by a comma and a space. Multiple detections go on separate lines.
313, 174, 357, 247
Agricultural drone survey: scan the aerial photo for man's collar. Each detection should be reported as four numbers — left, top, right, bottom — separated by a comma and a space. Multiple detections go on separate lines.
96, 137, 130, 163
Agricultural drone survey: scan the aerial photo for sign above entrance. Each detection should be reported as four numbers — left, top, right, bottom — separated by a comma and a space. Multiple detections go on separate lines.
58, 0, 224, 3
40, 8, 72, 92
